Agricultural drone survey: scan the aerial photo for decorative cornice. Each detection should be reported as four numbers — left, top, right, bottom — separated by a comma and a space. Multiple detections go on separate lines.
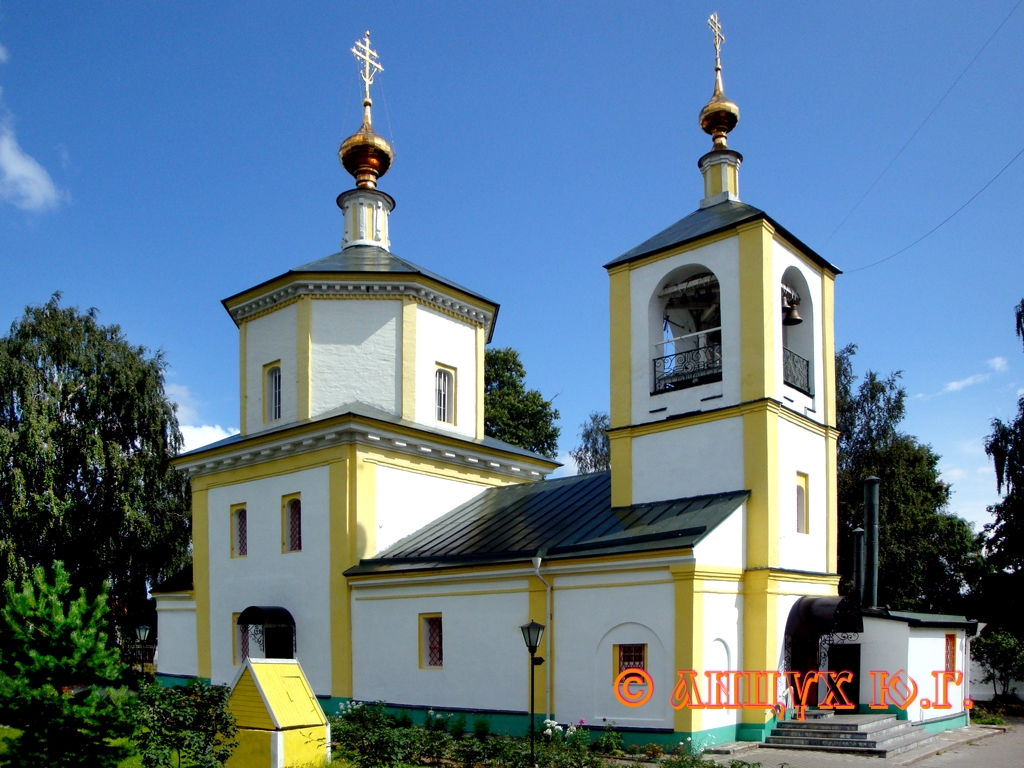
228, 279, 495, 334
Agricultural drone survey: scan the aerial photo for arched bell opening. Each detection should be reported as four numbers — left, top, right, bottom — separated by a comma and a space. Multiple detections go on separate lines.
783, 596, 862, 708
237, 605, 296, 660
780, 267, 814, 396
648, 264, 723, 394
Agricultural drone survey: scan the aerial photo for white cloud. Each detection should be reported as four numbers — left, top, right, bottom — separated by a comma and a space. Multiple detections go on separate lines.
1018, 387, 1024, 397
180, 424, 239, 453
977, 465, 993, 475
942, 466, 966, 482
548, 450, 579, 478
165, 383, 200, 424
0, 118, 61, 211
0, 44, 9, 64
942, 373, 989, 393
988, 357, 1009, 372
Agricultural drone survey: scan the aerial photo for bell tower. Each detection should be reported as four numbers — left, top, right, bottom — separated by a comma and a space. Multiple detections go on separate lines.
604, 13, 842, 741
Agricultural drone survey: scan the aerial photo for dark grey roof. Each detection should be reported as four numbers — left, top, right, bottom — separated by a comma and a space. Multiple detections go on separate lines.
346, 472, 749, 574
175, 400, 557, 466
151, 565, 193, 594
866, 608, 979, 632
603, 200, 840, 274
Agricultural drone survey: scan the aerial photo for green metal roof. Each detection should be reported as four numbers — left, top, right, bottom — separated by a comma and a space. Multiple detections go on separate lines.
603, 200, 840, 274
345, 472, 749, 575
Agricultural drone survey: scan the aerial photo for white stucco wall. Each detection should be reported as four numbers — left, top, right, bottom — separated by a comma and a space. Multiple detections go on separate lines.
310, 299, 402, 418
207, 466, 332, 694
628, 235, 742, 425
553, 574, 675, 729
631, 417, 745, 503
777, 420, 828, 573
414, 306, 477, 438
858, 616, 910, 707
373, 465, 488, 554
906, 628, 966, 722
350, 580, 529, 711
772, 241, 824, 424
245, 303, 299, 434
155, 597, 198, 677
700, 590, 743, 731
692, 504, 745, 568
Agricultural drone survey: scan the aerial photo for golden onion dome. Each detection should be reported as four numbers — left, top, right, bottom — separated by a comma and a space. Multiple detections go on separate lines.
339, 98, 394, 189
699, 67, 740, 151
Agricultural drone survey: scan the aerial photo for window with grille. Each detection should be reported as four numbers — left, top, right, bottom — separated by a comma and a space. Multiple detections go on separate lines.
266, 365, 282, 421
435, 368, 454, 424
422, 614, 443, 668
796, 473, 809, 534
234, 615, 249, 664
945, 633, 956, 672
618, 643, 646, 673
284, 498, 302, 552
233, 507, 247, 557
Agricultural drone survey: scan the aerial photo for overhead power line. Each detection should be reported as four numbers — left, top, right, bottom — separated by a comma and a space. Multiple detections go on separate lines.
823, 0, 1023, 247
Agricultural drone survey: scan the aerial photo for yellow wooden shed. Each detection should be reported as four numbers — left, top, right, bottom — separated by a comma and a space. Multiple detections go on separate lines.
225, 658, 329, 768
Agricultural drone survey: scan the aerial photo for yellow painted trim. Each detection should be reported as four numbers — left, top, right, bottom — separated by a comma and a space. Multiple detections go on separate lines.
296, 296, 312, 421
609, 432, 633, 508
671, 564, 703, 733
741, 568, 777, 729
418, 612, 443, 669
527, 576, 548, 716
361, 452, 516, 486
232, 612, 241, 665
737, 220, 775, 401
826, 431, 838, 573
329, 454, 352, 698
475, 326, 485, 439
281, 492, 302, 553
194, 488, 211, 678
239, 322, 247, 436
728, 164, 738, 196
355, 447, 377, 561
745, 567, 840, 587
262, 360, 282, 425
708, 164, 724, 196
608, 269, 632, 429
356, 588, 527, 601
822, 273, 836, 427
230, 502, 247, 558
744, 406, 779, 570
435, 363, 457, 426
796, 472, 809, 534
546, 580, 674, 592
605, 230, 738, 277
402, 299, 417, 421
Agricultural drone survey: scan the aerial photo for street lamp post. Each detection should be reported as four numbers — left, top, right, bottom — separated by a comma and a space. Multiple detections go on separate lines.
135, 625, 151, 674
520, 620, 545, 767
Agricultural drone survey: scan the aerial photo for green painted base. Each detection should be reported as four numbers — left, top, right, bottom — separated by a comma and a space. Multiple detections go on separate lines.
921, 712, 968, 732
155, 673, 207, 688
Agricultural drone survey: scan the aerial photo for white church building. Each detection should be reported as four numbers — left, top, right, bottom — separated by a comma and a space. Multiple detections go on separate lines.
152, 28, 977, 747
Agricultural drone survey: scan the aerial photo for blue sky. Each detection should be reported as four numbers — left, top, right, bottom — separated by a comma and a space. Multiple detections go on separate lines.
1, 2, 1022, 528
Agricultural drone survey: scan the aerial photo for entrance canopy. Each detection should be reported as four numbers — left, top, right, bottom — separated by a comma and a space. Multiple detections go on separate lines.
237, 606, 296, 660
237, 606, 296, 628
785, 595, 862, 638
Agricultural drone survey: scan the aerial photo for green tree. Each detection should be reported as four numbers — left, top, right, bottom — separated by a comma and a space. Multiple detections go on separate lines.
133, 680, 238, 768
0, 561, 133, 767
569, 412, 610, 474
484, 348, 560, 459
836, 344, 984, 613
972, 629, 1024, 699
0, 295, 191, 633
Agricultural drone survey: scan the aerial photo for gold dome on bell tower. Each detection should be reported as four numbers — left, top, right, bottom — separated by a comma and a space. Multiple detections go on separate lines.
698, 13, 740, 151
339, 31, 394, 190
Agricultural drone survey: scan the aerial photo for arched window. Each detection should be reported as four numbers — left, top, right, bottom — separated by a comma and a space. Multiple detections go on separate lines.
652, 268, 722, 393
233, 506, 247, 557
265, 365, 282, 421
284, 498, 301, 552
781, 267, 814, 396
435, 367, 454, 424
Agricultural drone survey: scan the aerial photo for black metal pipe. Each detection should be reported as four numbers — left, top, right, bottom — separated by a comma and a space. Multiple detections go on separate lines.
863, 477, 880, 608
529, 649, 536, 766
852, 526, 865, 606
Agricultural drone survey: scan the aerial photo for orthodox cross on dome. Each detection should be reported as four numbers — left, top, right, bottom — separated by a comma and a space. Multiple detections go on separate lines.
351, 30, 384, 103
707, 12, 725, 69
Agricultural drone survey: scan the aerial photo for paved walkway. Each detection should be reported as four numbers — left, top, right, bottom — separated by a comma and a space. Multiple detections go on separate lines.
707, 722, 1019, 767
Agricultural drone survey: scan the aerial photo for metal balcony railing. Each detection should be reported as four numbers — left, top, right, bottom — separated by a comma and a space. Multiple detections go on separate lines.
652, 342, 723, 393
783, 347, 812, 395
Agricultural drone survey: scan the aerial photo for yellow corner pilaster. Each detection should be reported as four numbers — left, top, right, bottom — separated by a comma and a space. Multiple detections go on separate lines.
330, 454, 353, 697
608, 268, 632, 429
737, 221, 775, 402
527, 576, 549, 718
476, 325, 485, 439
826, 431, 838, 574
741, 569, 777, 730
193, 487, 211, 678
670, 564, 703, 734
743, 407, 779, 570
354, 447, 377, 561
402, 300, 417, 422
297, 296, 312, 420
821, 273, 836, 428
609, 431, 632, 508
239, 322, 247, 436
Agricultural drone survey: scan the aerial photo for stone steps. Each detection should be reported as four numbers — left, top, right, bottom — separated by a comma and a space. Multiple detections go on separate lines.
764, 714, 939, 756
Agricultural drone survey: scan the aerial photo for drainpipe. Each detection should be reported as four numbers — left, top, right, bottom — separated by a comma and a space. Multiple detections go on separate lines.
863, 477, 880, 608
532, 555, 551, 721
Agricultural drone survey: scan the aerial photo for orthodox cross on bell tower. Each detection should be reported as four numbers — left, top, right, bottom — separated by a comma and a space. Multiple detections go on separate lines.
708, 12, 725, 70
351, 30, 384, 104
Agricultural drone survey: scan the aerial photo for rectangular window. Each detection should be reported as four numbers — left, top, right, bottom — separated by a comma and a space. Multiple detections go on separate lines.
617, 643, 647, 674
282, 493, 302, 553
435, 366, 455, 424
420, 613, 443, 668
945, 633, 956, 672
796, 472, 809, 534
264, 361, 282, 422
231, 504, 247, 557
233, 613, 249, 665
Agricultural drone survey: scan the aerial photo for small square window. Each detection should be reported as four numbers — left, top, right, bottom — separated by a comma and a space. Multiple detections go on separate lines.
617, 643, 646, 674
282, 495, 301, 552
421, 614, 443, 668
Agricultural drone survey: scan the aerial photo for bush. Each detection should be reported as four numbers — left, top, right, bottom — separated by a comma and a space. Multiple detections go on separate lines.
590, 721, 623, 754
450, 713, 467, 740
472, 716, 491, 741
133, 679, 238, 768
